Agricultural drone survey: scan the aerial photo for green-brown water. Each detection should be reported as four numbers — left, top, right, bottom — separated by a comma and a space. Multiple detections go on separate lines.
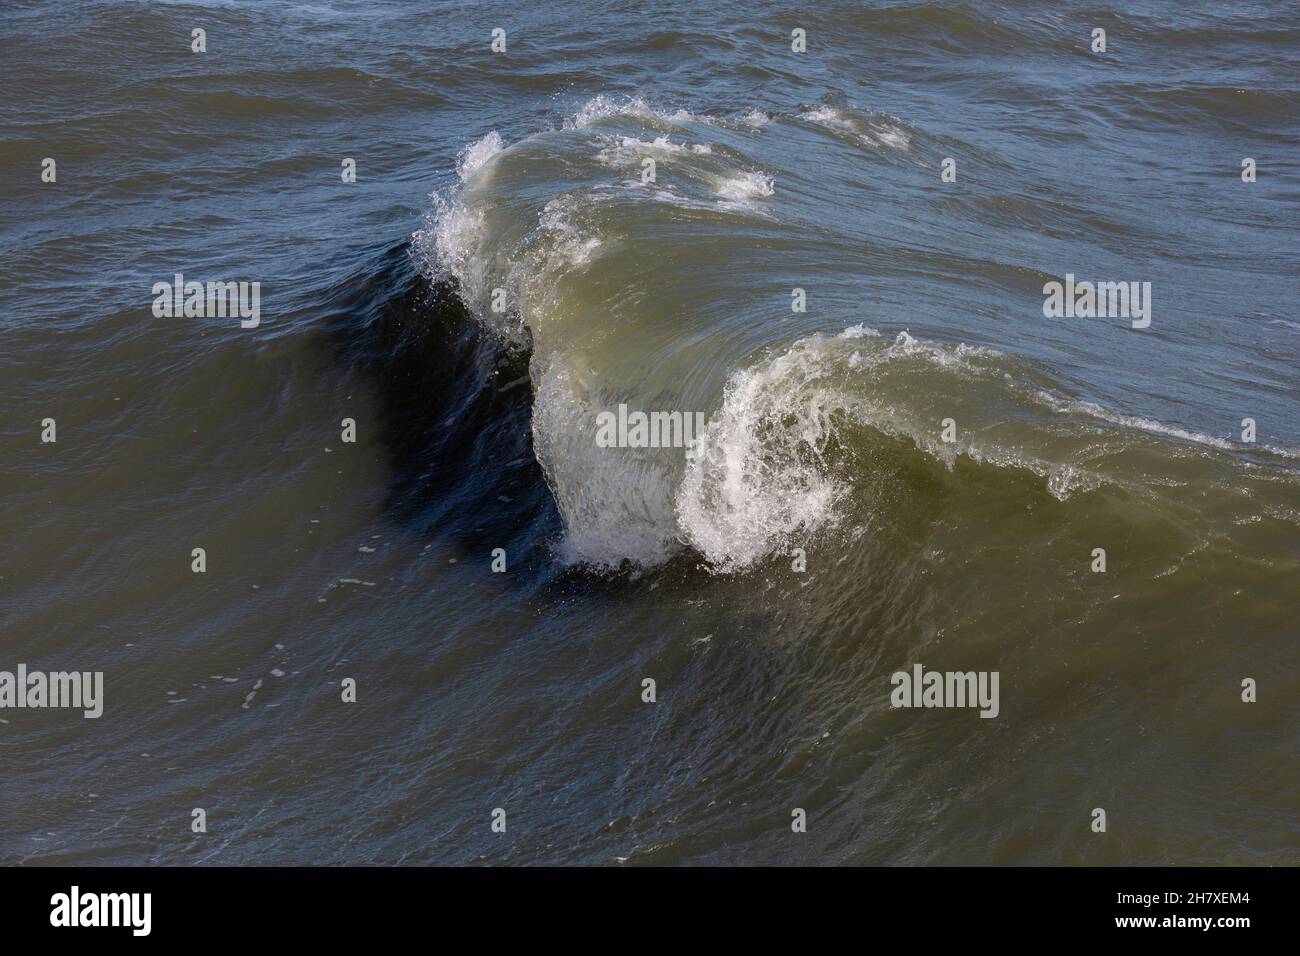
1, 0, 1297, 864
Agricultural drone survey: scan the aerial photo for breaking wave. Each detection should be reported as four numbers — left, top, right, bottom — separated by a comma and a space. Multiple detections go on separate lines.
413, 96, 1300, 572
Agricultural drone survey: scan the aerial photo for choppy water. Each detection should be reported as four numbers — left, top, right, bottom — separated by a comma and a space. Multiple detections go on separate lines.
2, 0, 1297, 865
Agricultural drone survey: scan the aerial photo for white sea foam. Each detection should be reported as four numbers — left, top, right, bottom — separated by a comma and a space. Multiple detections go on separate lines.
801, 105, 846, 127
595, 134, 712, 166
566, 95, 773, 135
1035, 391, 1235, 450
456, 131, 504, 180
414, 193, 481, 293
1033, 390, 1300, 461
871, 124, 912, 150
566, 95, 675, 130
538, 194, 603, 267
677, 337, 845, 570
886, 329, 998, 367
412, 133, 506, 304
716, 170, 775, 202
801, 105, 912, 151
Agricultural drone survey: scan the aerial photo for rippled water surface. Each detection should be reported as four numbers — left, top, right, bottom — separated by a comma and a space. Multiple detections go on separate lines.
1, 0, 1298, 864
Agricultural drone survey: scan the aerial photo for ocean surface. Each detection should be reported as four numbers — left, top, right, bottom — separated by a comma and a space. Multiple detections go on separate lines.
1, 0, 1297, 865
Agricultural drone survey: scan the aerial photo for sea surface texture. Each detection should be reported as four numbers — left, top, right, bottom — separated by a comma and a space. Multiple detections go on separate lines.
1, 0, 1297, 864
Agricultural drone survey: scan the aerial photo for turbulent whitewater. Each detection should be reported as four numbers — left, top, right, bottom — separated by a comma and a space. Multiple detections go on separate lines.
414, 96, 1300, 575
